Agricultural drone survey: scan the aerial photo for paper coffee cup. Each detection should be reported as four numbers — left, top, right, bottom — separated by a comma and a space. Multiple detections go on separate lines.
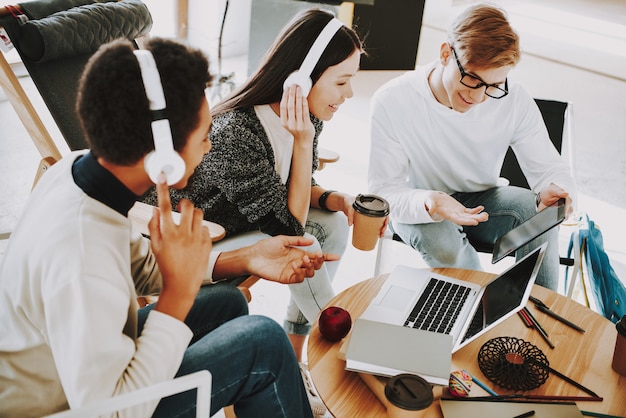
352, 194, 389, 251
612, 315, 626, 376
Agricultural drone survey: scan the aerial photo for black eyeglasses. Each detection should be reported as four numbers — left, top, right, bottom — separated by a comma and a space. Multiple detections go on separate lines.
451, 47, 508, 99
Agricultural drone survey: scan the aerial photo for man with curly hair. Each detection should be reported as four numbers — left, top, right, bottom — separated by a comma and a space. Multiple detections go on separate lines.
0, 38, 333, 418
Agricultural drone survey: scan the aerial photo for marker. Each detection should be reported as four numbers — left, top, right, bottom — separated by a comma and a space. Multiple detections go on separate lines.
462, 369, 499, 396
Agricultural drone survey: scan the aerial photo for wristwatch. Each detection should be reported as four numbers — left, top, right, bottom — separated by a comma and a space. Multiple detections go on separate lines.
318, 190, 337, 212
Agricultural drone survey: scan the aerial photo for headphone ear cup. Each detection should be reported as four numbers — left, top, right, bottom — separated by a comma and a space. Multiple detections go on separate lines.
144, 149, 186, 186
283, 71, 312, 98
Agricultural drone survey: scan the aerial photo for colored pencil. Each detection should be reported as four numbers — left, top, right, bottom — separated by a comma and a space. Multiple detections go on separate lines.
518, 309, 533, 327
462, 369, 499, 396
523, 307, 555, 349
524, 307, 550, 336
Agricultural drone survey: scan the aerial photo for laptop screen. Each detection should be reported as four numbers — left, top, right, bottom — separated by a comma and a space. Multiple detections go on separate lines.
461, 245, 545, 343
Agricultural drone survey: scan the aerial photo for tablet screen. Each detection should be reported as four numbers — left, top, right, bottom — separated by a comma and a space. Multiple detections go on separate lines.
491, 198, 565, 264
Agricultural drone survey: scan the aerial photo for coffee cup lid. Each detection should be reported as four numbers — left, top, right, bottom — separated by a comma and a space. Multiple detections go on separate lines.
353, 194, 390, 217
384, 373, 433, 410
617, 315, 626, 336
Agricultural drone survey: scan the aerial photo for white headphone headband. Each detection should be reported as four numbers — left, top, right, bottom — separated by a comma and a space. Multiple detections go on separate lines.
298, 17, 344, 78
134, 50, 166, 112
133, 49, 186, 186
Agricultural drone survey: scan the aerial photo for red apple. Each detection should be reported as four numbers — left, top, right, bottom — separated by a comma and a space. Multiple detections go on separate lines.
318, 306, 352, 342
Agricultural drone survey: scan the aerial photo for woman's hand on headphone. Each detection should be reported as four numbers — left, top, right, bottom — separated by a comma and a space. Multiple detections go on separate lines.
280, 84, 315, 147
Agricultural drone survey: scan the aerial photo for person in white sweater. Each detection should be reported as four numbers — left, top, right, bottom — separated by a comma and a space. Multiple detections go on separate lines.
368, 4, 575, 290
0, 38, 336, 418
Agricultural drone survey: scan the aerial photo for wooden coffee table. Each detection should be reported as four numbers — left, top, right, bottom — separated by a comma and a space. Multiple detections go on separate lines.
307, 268, 626, 417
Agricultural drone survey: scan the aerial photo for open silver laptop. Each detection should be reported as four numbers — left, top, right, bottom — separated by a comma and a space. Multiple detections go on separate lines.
346, 243, 546, 384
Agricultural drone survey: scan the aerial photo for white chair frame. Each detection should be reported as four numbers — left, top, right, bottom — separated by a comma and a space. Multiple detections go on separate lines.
43, 370, 212, 418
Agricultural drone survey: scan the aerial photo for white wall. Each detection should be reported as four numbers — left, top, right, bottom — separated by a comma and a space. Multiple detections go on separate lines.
143, 0, 251, 76
187, 0, 251, 60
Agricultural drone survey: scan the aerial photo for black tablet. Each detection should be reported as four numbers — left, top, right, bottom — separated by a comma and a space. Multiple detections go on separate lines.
491, 198, 566, 264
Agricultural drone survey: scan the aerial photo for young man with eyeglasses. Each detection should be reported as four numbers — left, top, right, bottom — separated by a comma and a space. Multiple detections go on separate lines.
368, 4, 575, 290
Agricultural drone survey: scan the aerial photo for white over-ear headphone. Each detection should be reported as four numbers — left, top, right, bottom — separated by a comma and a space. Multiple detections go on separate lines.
134, 49, 186, 186
282, 17, 344, 98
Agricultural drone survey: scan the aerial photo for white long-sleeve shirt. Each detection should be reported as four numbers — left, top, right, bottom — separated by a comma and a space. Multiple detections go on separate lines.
368, 61, 575, 225
0, 152, 214, 417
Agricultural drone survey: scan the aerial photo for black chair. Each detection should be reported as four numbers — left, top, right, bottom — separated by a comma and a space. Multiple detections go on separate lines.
0, 0, 152, 154
469, 99, 575, 266
374, 98, 575, 276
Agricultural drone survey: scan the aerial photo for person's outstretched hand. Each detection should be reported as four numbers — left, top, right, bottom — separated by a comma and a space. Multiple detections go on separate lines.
246, 236, 339, 285
426, 191, 489, 226
149, 173, 212, 321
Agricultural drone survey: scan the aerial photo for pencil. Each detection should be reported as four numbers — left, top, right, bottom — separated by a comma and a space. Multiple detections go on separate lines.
513, 411, 535, 418
462, 369, 499, 396
523, 307, 555, 349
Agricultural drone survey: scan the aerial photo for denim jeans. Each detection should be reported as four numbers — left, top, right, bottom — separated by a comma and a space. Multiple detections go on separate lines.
139, 284, 313, 418
210, 208, 349, 335
392, 186, 559, 290
304, 208, 350, 281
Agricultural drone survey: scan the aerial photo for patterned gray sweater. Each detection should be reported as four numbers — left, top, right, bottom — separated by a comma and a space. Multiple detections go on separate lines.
142, 106, 323, 237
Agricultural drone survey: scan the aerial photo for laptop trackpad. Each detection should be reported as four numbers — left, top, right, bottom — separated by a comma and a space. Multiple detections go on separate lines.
378, 285, 414, 310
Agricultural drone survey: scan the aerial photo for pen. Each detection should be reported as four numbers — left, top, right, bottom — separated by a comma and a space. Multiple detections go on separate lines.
529, 295, 548, 308
523, 307, 555, 349
581, 411, 624, 418
462, 369, 499, 396
535, 304, 586, 333
513, 411, 535, 418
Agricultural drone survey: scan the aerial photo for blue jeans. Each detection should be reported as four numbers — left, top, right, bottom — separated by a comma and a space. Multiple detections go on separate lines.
304, 208, 350, 281
139, 284, 313, 418
392, 186, 559, 290
211, 208, 349, 336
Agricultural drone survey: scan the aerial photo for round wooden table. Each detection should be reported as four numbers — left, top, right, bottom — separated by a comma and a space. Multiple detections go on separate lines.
308, 268, 626, 417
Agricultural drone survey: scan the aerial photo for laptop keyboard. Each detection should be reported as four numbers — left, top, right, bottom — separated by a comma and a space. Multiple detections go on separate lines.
403, 278, 471, 334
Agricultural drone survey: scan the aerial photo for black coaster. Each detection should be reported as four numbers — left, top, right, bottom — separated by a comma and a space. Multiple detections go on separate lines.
477, 336, 549, 391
